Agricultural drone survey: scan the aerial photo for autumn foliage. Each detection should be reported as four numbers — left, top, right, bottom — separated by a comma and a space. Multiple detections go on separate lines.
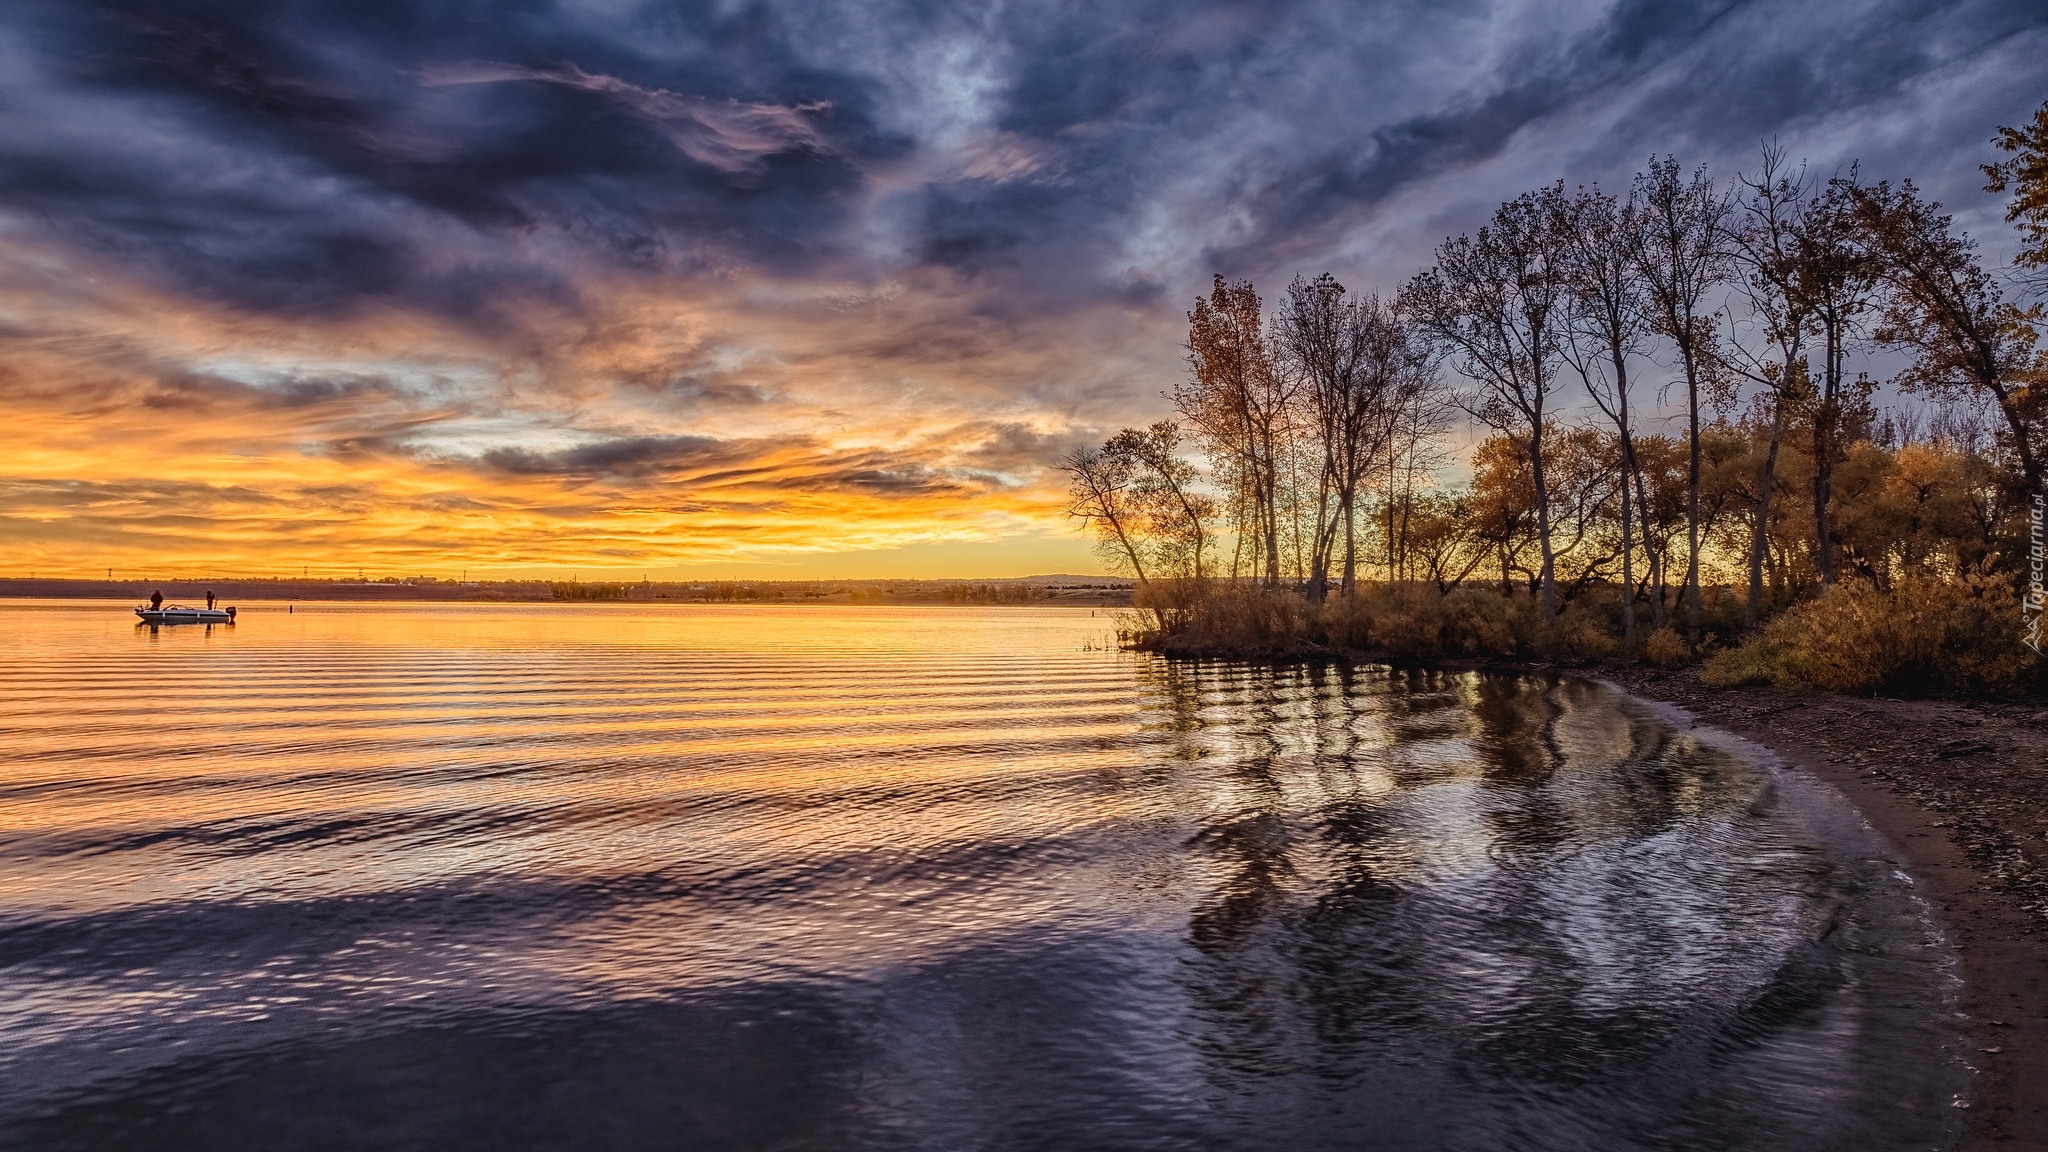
1064, 98, 2048, 699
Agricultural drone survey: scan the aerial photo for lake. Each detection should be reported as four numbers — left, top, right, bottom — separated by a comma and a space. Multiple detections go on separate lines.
0, 600, 1968, 1150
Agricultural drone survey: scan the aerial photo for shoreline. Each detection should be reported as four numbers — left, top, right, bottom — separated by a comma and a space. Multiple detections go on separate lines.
0, 580, 1135, 608
1599, 667, 2048, 1151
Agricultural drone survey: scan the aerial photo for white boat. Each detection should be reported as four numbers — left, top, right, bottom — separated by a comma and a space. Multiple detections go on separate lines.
135, 604, 236, 624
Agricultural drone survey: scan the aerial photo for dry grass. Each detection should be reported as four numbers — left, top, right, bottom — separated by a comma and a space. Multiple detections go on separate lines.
1127, 573, 2041, 700
1703, 573, 2039, 697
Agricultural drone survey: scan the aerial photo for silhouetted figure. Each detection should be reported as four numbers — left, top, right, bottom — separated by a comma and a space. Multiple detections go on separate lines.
149, 590, 163, 610
206, 590, 216, 610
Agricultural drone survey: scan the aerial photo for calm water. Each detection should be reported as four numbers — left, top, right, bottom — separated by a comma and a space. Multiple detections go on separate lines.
0, 601, 1967, 1151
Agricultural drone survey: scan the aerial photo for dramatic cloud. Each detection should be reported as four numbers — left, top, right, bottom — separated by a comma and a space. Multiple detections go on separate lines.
0, 0, 2043, 576
418, 62, 834, 175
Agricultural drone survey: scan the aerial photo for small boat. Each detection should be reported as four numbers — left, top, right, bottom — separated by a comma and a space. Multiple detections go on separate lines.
135, 604, 236, 624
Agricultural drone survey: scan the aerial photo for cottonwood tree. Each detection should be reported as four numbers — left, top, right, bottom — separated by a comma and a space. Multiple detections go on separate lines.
1852, 179, 2044, 503
1400, 492, 1492, 591
1555, 183, 1655, 635
1382, 375, 1458, 585
1059, 424, 1215, 629
1469, 426, 1624, 599
1179, 276, 1295, 587
1274, 274, 1437, 600
1785, 171, 1886, 589
1983, 96, 2048, 294
1105, 422, 1216, 583
1627, 156, 1731, 641
1403, 185, 1570, 618
1060, 443, 1150, 585
1727, 144, 1818, 627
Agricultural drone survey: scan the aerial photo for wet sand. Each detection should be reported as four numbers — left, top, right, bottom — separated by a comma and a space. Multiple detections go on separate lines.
1606, 668, 2048, 1151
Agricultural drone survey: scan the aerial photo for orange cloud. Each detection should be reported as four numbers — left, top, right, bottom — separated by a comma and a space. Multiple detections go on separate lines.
0, 232, 1162, 577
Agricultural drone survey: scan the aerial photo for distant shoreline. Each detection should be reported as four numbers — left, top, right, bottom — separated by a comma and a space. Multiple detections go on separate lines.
0, 577, 1136, 607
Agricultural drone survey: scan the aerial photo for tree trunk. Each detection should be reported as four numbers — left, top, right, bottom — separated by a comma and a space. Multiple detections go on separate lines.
1341, 489, 1357, 597
1684, 353, 1703, 644
1629, 446, 1665, 628
1253, 448, 1269, 586
1815, 328, 1841, 588
1985, 377, 2044, 500
1610, 347, 1638, 640
1747, 395, 1786, 629
1530, 424, 1557, 620
1617, 464, 1635, 638
1813, 437, 1836, 587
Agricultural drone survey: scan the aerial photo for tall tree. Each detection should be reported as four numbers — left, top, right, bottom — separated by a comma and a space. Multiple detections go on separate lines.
1789, 171, 1885, 588
1179, 276, 1294, 587
1727, 144, 1817, 627
1403, 186, 1570, 618
1628, 157, 1731, 641
1983, 96, 2048, 292
1555, 183, 1653, 637
1274, 274, 1434, 600
1851, 180, 2044, 500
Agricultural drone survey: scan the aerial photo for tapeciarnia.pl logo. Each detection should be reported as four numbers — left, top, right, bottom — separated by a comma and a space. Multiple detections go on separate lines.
2027, 491, 2045, 655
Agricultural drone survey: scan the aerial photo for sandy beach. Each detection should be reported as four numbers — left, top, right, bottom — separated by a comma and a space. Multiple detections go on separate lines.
1606, 669, 2048, 1150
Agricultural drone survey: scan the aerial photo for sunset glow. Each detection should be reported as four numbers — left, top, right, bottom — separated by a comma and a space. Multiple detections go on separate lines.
2, 0, 2043, 577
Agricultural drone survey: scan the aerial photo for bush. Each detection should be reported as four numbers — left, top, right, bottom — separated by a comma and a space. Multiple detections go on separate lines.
1643, 626, 1689, 668
1134, 581, 1550, 661
1538, 603, 1616, 663
1362, 583, 1449, 656
1147, 584, 1323, 657
1440, 587, 1534, 656
1702, 572, 2038, 697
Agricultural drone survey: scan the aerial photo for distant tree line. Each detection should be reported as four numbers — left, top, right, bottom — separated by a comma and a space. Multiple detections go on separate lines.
1063, 97, 2048, 670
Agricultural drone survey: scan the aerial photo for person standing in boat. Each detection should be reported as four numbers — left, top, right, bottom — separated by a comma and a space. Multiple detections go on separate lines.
206, 590, 216, 610
149, 590, 162, 610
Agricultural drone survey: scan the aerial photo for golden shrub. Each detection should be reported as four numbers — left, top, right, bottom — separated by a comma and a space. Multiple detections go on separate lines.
1643, 627, 1689, 668
1703, 573, 2036, 696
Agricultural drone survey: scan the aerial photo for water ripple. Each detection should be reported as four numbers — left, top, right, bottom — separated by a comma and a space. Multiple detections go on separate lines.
0, 602, 1966, 1150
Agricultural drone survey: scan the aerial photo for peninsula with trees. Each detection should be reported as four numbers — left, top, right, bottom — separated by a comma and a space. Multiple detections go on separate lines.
1062, 100, 2048, 703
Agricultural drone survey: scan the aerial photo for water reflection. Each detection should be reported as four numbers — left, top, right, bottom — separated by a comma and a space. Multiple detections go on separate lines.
1144, 662, 1955, 1149
0, 604, 1964, 1150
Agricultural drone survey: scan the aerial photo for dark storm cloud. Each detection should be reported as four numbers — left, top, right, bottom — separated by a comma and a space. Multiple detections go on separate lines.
0, 0, 891, 318
473, 432, 980, 498
0, 0, 2043, 326
479, 434, 750, 478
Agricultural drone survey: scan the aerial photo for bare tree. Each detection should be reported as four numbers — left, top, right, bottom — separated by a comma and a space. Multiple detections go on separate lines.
1789, 171, 1885, 588
1106, 421, 1216, 582
1060, 444, 1150, 585
1555, 183, 1653, 637
1274, 274, 1437, 600
1383, 373, 1457, 586
1179, 276, 1295, 587
1627, 156, 1732, 641
1403, 186, 1570, 618
1727, 144, 1817, 627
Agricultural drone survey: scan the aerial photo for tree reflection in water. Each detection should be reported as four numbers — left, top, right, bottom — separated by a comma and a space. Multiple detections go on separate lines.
1148, 662, 1953, 1150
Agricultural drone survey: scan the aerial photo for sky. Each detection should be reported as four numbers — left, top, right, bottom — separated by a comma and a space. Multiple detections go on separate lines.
1, 0, 2044, 580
